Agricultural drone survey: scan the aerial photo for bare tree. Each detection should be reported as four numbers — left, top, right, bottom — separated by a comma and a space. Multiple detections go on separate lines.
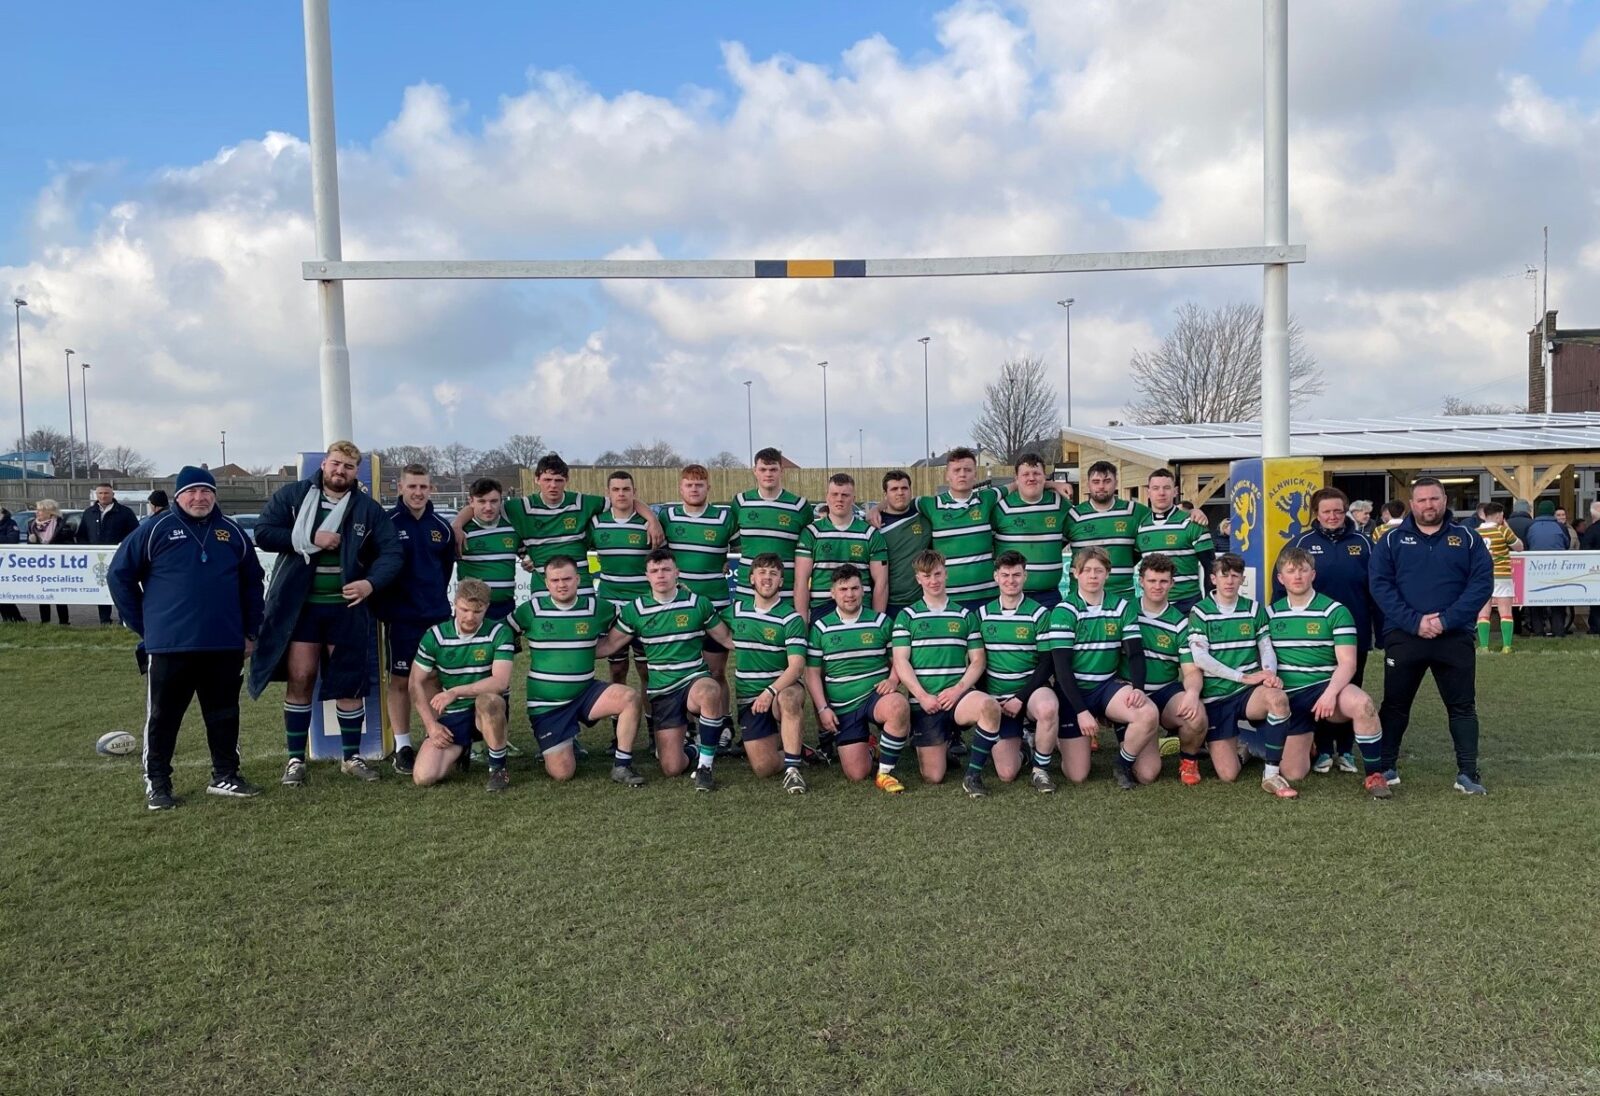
1442, 397, 1526, 416
96, 443, 156, 477
374, 445, 442, 472
705, 450, 742, 469
498, 433, 546, 468
1124, 302, 1323, 425
439, 443, 482, 491
970, 357, 1062, 463
593, 449, 626, 467
246, 464, 277, 476
620, 440, 684, 467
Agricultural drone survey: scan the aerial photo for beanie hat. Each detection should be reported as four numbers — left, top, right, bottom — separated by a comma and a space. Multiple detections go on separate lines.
1536, 499, 1556, 517
174, 466, 217, 496
147, 489, 168, 509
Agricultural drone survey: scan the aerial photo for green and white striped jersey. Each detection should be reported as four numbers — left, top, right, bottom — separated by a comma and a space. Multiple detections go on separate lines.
505, 491, 606, 595
1135, 509, 1213, 602
412, 619, 516, 714
991, 489, 1072, 594
661, 502, 736, 609
1136, 599, 1193, 691
308, 494, 345, 604
457, 518, 520, 604
731, 489, 811, 597
1268, 592, 1357, 694
1041, 592, 1137, 692
796, 516, 888, 602
891, 599, 981, 694
806, 609, 892, 711
588, 509, 653, 607
722, 597, 808, 704
1066, 498, 1150, 597
916, 487, 999, 602
615, 585, 720, 697
1188, 596, 1270, 701
976, 597, 1050, 699
506, 595, 615, 714
877, 508, 932, 606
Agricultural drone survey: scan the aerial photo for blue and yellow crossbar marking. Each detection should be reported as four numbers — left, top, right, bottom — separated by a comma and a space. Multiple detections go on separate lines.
754, 259, 866, 278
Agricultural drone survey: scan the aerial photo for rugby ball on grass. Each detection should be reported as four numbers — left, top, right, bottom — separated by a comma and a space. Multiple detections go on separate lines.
95, 731, 138, 757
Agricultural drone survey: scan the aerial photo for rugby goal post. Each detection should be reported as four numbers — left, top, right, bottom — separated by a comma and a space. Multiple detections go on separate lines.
299, 0, 1299, 457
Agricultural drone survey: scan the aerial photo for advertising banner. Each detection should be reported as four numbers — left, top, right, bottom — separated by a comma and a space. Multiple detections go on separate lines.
1511, 552, 1600, 606
1228, 456, 1324, 603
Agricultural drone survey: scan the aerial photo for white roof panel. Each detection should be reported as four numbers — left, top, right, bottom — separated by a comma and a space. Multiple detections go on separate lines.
1064, 414, 1600, 463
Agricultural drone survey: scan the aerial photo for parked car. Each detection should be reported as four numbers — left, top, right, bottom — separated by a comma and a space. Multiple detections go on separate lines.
14, 509, 83, 540
230, 513, 260, 545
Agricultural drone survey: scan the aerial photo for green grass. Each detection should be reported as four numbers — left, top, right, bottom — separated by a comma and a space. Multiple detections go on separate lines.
2, 625, 1599, 1095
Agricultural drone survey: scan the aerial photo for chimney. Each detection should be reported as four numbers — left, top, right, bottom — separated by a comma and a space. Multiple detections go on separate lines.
1529, 310, 1557, 413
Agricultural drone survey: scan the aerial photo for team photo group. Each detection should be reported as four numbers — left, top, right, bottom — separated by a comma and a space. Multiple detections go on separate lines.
107, 438, 1494, 811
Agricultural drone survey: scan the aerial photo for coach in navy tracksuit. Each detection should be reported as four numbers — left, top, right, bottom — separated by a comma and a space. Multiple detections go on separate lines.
1272, 486, 1383, 766
376, 465, 458, 775
1368, 477, 1494, 794
108, 466, 265, 810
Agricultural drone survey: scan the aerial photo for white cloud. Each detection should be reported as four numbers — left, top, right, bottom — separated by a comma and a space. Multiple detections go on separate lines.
4, 1, 1598, 475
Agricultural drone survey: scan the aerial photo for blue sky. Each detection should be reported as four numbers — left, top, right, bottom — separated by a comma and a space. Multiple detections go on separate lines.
4, 2, 1599, 471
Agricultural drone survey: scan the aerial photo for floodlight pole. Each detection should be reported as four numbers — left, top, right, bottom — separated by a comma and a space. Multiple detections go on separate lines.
1261, 0, 1290, 458
303, 0, 353, 446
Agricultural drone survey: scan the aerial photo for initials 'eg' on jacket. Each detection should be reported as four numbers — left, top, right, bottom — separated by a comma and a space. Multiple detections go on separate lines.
1368, 509, 1493, 638
106, 507, 265, 653
247, 473, 403, 699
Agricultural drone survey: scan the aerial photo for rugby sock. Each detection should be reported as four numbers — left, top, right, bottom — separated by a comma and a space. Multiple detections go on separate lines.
1117, 747, 1137, 772
336, 704, 366, 761
1355, 728, 1383, 772
1476, 621, 1490, 648
877, 731, 907, 775
487, 746, 508, 772
1180, 750, 1202, 762
614, 746, 633, 767
1262, 714, 1289, 766
1032, 748, 1053, 771
1500, 621, 1514, 651
283, 702, 313, 761
392, 731, 412, 751
966, 728, 999, 776
783, 750, 804, 771
1264, 763, 1282, 779
696, 716, 720, 770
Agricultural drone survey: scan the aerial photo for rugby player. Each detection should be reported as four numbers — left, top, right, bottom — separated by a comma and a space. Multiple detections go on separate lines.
722, 552, 811, 793
1475, 502, 1521, 653
874, 469, 931, 621
661, 464, 738, 692
991, 452, 1073, 610
507, 556, 647, 786
977, 550, 1059, 792
731, 447, 810, 599
408, 579, 515, 790
804, 564, 911, 791
910, 447, 1001, 613
590, 470, 654, 690
1065, 461, 1150, 600
1136, 468, 1213, 614
1187, 554, 1296, 797
598, 549, 735, 793
456, 478, 520, 625
1134, 553, 1209, 786
794, 472, 888, 621
1269, 548, 1391, 799
891, 550, 1005, 797
1042, 547, 1158, 789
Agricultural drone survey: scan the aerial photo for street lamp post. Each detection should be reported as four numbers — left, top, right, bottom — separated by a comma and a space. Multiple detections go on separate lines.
858, 426, 864, 474
918, 335, 931, 460
79, 363, 92, 473
64, 349, 77, 481
742, 380, 754, 466
1056, 298, 1075, 427
221, 430, 228, 468
818, 361, 830, 477
11, 299, 26, 479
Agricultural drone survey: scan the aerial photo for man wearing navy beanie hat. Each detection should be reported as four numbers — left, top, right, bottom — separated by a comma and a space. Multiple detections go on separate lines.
108, 464, 265, 810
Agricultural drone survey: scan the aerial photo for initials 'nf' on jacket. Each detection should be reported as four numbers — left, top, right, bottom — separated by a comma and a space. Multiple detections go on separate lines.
247, 474, 403, 700
1368, 509, 1493, 638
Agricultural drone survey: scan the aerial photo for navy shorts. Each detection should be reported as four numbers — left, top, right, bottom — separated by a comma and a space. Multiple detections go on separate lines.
833, 697, 882, 748
530, 679, 610, 753
437, 707, 475, 749
909, 707, 958, 749
702, 631, 728, 655
291, 601, 360, 646
387, 617, 446, 676
736, 701, 780, 742
955, 597, 991, 617
997, 711, 1026, 740
1203, 690, 1263, 743
648, 679, 699, 732
1172, 594, 1202, 618
1147, 681, 1184, 714
1079, 679, 1128, 722
1030, 589, 1062, 610
1285, 687, 1322, 735
485, 600, 514, 622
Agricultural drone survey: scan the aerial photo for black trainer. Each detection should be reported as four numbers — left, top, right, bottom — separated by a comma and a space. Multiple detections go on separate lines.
392, 745, 416, 775
961, 772, 988, 799
146, 786, 178, 811
484, 768, 511, 793
692, 767, 716, 793
206, 774, 262, 798
1113, 755, 1137, 791
610, 763, 646, 788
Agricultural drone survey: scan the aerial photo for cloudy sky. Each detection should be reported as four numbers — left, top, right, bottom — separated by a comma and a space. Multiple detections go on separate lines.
4, 0, 1598, 474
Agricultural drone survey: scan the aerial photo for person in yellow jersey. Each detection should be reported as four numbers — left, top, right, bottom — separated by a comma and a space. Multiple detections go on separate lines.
1475, 502, 1522, 653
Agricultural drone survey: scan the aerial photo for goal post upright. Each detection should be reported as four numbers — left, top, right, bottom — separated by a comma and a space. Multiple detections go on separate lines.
303, 0, 353, 447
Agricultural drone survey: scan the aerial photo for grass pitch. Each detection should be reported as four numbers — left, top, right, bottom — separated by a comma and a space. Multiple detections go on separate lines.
2, 625, 1598, 1095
